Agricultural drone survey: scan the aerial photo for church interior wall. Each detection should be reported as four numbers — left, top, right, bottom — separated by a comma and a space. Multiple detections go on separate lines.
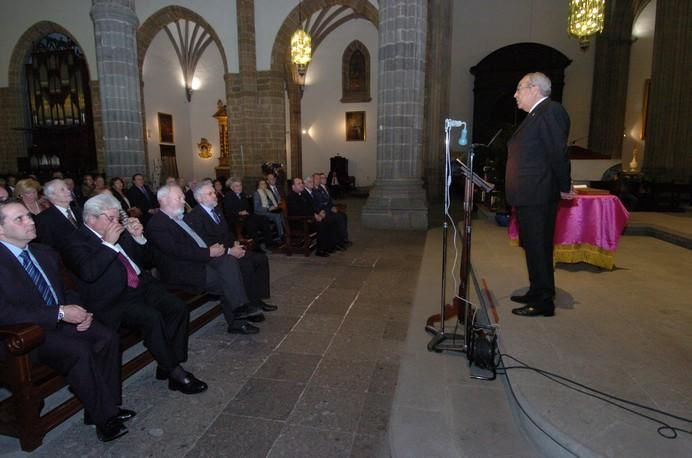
448, 0, 596, 157
142, 31, 226, 183
300, 19, 378, 186
623, 0, 656, 170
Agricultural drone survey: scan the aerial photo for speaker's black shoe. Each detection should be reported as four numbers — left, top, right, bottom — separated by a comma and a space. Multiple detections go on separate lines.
96, 418, 128, 442
511, 304, 555, 317
227, 320, 260, 334
258, 301, 278, 312
315, 250, 330, 257
168, 373, 208, 394
510, 293, 535, 304
85, 408, 136, 425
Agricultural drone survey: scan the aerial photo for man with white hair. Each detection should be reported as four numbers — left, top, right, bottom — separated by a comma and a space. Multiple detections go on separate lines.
36, 179, 82, 252
146, 185, 261, 335
505, 72, 574, 317
63, 194, 208, 394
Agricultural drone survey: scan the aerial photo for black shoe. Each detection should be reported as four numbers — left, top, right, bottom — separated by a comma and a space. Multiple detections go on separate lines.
259, 301, 278, 312
511, 304, 555, 317
315, 250, 330, 257
510, 293, 535, 304
227, 320, 260, 334
96, 417, 128, 442
235, 312, 265, 322
168, 373, 208, 394
156, 367, 194, 381
85, 408, 136, 425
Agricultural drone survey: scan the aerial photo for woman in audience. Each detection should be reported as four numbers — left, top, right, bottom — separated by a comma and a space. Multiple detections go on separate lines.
15, 178, 48, 215
110, 177, 131, 210
81, 174, 95, 201
213, 179, 225, 202
93, 175, 106, 194
253, 179, 284, 239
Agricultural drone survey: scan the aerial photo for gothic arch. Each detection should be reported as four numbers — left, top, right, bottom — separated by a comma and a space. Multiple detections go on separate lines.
137, 5, 229, 75
341, 40, 371, 102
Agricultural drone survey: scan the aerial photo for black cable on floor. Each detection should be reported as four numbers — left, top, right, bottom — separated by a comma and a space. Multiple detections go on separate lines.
499, 353, 692, 440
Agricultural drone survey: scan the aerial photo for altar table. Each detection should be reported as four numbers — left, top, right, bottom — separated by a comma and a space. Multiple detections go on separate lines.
508, 195, 630, 270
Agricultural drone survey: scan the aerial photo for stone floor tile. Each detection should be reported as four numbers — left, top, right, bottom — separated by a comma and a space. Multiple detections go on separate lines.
225, 378, 305, 421
368, 362, 400, 395
311, 359, 376, 392
307, 301, 352, 316
186, 415, 283, 458
350, 432, 390, 458
276, 331, 334, 355
357, 392, 394, 436
268, 425, 353, 458
254, 352, 321, 383
325, 335, 382, 362
288, 385, 367, 432
293, 313, 344, 334
259, 315, 300, 335
382, 320, 408, 341
338, 317, 386, 338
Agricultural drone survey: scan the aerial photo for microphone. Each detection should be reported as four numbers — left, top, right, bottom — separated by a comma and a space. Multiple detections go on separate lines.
458, 125, 468, 146
445, 118, 464, 128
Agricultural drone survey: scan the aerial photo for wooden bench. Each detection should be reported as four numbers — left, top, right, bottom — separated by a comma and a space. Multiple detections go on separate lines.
0, 289, 219, 452
280, 202, 317, 256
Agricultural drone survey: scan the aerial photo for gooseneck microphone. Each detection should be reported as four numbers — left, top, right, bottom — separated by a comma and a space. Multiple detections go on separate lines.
458, 125, 468, 146
445, 118, 468, 146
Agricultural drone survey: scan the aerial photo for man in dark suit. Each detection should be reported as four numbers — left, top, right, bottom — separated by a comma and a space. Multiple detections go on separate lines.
126, 173, 158, 225
35, 179, 82, 253
145, 185, 261, 335
311, 173, 350, 247
505, 72, 574, 317
0, 200, 132, 442
185, 181, 277, 314
63, 194, 207, 394
287, 177, 336, 257
222, 178, 276, 248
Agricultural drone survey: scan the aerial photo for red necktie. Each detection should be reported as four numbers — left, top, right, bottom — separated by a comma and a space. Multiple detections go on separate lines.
117, 253, 139, 288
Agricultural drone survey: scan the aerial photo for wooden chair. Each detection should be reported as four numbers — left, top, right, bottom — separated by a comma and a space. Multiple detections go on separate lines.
280, 201, 317, 256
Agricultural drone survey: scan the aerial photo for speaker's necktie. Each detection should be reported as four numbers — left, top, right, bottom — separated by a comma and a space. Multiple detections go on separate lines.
117, 253, 140, 288
19, 250, 57, 306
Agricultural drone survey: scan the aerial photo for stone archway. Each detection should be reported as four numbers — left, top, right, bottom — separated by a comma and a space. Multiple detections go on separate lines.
3, 22, 102, 172
269, 0, 378, 178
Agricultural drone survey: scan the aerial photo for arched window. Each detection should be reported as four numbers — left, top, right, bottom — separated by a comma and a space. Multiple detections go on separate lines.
341, 40, 371, 103
24, 33, 96, 175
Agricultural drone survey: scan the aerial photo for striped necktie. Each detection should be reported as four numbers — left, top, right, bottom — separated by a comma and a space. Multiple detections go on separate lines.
211, 209, 221, 224
19, 250, 57, 306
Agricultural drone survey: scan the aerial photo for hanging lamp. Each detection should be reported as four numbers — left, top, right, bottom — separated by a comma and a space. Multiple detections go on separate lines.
567, 0, 606, 50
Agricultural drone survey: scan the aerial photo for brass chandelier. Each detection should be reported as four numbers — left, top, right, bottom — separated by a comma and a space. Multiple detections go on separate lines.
291, 1, 312, 76
567, 0, 606, 49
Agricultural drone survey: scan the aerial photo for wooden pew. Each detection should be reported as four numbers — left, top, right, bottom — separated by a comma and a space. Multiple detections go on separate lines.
0, 290, 218, 452
280, 201, 317, 256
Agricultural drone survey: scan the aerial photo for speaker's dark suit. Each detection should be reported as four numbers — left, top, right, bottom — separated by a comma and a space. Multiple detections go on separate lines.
287, 190, 336, 251
63, 227, 189, 372
0, 242, 120, 427
35, 204, 82, 253
145, 211, 249, 325
505, 98, 571, 304
185, 205, 270, 302
126, 185, 158, 225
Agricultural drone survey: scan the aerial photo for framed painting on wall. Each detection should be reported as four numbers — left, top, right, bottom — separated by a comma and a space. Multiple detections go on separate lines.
158, 112, 174, 144
346, 111, 366, 141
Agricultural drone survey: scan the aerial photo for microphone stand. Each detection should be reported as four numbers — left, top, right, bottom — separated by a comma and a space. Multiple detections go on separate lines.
425, 121, 494, 354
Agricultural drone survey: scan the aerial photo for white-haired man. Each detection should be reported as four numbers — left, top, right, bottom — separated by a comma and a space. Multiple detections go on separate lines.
63, 194, 208, 394
35, 179, 82, 252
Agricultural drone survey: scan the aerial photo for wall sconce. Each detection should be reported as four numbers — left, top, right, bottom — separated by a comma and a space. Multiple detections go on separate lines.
197, 137, 213, 159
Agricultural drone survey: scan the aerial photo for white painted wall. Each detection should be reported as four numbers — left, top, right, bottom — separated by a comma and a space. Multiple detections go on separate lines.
300, 18, 378, 186
142, 30, 225, 183
623, 0, 656, 170
449, 0, 596, 148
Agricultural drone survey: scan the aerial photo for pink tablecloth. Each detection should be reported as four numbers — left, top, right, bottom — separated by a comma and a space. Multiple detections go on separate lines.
508, 195, 630, 269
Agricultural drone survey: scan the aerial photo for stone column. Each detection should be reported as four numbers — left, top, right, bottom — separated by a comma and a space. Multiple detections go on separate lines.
91, 0, 145, 180
362, 0, 429, 230
423, 0, 452, 200
643, 0, 692, 179
588, 0, 636, 158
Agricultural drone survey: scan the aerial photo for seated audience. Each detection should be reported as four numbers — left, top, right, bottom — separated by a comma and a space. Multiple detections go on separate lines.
126, 173, 158, 225
146, 185, 262, 335
63, 176, 82, 214
266, 172, 283, 204
186, 181, 277, 313
225, 177, 279, 249
93, 175, 106, 194
0, 200, 133, 442
253, 178, 285, 243
15, 178, 48, 215
80, 174, 95, 204
35, 179, 82, 252
63, 194, 207, 395
313, 172, 350, 247
212, 179, 225, 202
0, 186, 8, 202
178, 177, 197, 210
287, 177, 337, 257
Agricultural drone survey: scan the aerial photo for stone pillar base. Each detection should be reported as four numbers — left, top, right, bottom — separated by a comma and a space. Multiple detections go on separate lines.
361, 178, 429, 230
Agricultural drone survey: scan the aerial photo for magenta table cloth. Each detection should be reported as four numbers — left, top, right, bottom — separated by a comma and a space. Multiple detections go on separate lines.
508, 195, 630, 269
